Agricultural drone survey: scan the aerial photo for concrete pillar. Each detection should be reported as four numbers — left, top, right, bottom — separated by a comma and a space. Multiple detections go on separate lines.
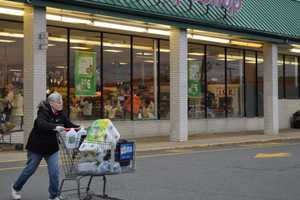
169, 28, 188, 142
263, 43, 279, 135
23, 6, 47, 146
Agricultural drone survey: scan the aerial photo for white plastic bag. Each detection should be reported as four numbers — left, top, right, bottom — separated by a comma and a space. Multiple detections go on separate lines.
79, 141, 99, 152
78, 128, 87, 137
77, 162, 98, 174
105, 122, 120, 145
65, 128, 79, 149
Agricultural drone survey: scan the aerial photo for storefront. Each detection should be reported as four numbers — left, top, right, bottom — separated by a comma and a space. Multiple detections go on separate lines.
0, 0, 300, 143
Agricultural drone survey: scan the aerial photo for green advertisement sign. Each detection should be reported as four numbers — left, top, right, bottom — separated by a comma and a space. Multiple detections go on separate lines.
188, 60, 202, 97
75, 51, 96, 96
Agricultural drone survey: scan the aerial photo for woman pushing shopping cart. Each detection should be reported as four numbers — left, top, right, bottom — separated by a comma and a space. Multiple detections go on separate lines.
57, 119, 135, 200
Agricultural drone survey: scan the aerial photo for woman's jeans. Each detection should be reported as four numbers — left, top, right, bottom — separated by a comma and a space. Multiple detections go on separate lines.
13, 151, 59, 199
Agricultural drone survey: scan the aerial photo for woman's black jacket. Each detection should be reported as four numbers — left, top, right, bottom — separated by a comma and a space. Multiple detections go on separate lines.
26, 101, 79, 155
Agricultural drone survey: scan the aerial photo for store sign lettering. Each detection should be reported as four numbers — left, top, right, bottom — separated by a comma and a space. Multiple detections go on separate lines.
176, 0, 242, 15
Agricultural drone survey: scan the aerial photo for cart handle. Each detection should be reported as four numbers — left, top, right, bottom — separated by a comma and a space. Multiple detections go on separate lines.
63, 127, 81, 132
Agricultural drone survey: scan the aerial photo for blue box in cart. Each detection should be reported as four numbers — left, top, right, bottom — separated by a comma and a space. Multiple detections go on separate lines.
119, 142, 134, 160
115, 140, 134, 167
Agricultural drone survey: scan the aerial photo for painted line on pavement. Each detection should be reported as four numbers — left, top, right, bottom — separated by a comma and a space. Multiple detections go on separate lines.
0, 159, 27, 164
0, 164, 47, 172
255, 152, 290, 158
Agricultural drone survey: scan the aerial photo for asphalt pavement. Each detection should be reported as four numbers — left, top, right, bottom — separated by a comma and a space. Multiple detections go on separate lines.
0, 142, 300, 200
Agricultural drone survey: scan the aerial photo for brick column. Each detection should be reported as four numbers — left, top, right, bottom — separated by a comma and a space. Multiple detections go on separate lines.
263, 43, 279, 135
23, 6, 47, 146
169, 28, 188, 142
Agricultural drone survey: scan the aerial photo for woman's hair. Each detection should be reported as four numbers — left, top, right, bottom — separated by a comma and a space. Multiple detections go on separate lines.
47, 92, 62, 103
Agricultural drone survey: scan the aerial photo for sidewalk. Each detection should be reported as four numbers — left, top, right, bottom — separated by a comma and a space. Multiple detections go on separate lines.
1, 129, 300, 162
136, 129, 300, 153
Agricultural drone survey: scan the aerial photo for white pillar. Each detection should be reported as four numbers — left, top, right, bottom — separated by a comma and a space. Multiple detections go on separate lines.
169, 28, 188, 142
23, 6, 47, 146
263, 43, 279, 135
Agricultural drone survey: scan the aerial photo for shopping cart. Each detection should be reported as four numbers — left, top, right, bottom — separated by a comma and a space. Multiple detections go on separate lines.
57, 129, 135, 200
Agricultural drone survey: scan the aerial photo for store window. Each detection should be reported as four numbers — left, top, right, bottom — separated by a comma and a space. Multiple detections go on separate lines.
103, 33, 130, 120
257, 52, 264, 117
226, 48, 243, 117
278, 54, 284, 99
188, 43, 205, 119
132, 37, 158, 120
206, 46, 225, 118
69, 30, 101, 121
47, 27, 68, 112
159, 40, 170, 120
0, 21, 23, 128
245, 51, 257, 117
285, 55, 299, 99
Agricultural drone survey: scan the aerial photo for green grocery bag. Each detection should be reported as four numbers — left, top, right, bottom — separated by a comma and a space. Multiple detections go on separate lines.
86, 119, 110, 143
86, 119, 120, 145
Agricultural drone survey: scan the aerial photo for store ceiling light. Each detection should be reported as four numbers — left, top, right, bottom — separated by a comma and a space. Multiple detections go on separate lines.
0, 32, 23, 38
231, 40, 262, 48
160, 49, 170, 53
0, 39, 15, 43
291, 44, 300, 48
70, 38, 99, 46
189, 34, 230, 44
47, 14, 92, 24
9, 69, 22, 72
104, 42, 130, 48
147, 28, 170, 36
104, 49, 123, 53
144, 60, 154, 63
188, 52, 204, 56
62, 16, 91, 24
0, 7, 23, 16
93, 21, 146, 33
218, 54, 243, 60
46, 14, 61, 21
290, 48, 300, 53
136, 52, 153, 56
70, 46, 91, 50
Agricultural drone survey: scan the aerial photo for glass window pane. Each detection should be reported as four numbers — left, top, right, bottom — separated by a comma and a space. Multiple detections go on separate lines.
133, 37, 158, 120
207, 46, 225, 118
285, 55, 299, 99
245, 51, 257, 117
188, 43, 205, 119
278, 55, 284, 99
69, 30, 101, 121
47, 27, 68, 113
103, 33, 130, 120
159, 40, 170, 120
257, 52, 264, 117
227, 48, 243, 117
0, 21, 23, 128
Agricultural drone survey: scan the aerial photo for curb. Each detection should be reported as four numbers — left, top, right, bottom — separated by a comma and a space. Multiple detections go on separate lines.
136, 137, 300, 153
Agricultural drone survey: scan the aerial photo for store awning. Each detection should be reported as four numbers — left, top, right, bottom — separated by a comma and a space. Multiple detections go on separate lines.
11, 0, 300, 43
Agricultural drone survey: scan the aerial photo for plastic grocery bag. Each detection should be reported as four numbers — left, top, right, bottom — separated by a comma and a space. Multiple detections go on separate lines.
65, 128, 79, 149
86, 119, 120, 145
79, 141, 99, 152
78, 128, 87, 137
77, 161, 98, 174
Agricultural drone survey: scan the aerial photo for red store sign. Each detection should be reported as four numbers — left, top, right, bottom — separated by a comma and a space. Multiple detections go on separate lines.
176, 0, 242, 15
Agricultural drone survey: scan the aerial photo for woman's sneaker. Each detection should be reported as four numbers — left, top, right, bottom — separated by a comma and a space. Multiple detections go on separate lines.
11, 185, 21, 200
